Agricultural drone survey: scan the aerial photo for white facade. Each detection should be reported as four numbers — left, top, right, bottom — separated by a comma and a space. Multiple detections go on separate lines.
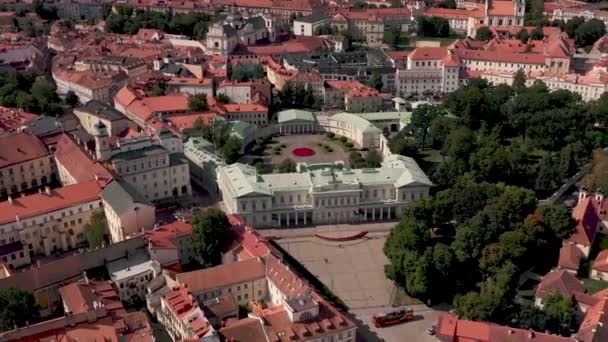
107, 251, 161, 302
217, 155, 432, 228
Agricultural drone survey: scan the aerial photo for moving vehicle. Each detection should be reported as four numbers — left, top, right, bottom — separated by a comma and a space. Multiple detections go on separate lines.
372, 307, 414, 328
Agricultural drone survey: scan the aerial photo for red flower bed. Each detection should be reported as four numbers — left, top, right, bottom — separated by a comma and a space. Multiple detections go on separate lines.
292, 147, 315, 157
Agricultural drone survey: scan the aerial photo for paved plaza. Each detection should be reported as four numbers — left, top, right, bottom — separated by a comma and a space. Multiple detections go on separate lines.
265, 224, 443, 342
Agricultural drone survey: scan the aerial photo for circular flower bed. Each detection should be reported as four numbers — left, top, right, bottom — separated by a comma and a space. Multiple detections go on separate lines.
292, 147, 316, 157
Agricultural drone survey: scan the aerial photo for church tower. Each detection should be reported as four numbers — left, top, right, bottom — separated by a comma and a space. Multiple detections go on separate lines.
93, 120, 111, 161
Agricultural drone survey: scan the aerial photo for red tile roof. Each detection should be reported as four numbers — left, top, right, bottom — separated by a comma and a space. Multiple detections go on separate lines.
488, 0, 515, 16
266, 254, 309, 298
259, 292, 353, 341
324, 80, 367, 90
223, 216, 272, 259
0, 131, 49, 168
220, 317, 267, 342
435, 313, 575, 342
424, 7, 471, 20
570, 196, 601, 247
126, 94, 190, 122
558, 243, 583, 271
593, 249, 608, 273
165, 112, 216, 131
0, 106, 37, 131
577, 299, 608, 342
176, 257, 266, 293
0, 181, 102, 224
162, 285, 212, 338
145, 221, 192, 250
535, 269, 586, 300
236, 37, 327, 55
54, 134, 113, 184
409, 47, 448, 60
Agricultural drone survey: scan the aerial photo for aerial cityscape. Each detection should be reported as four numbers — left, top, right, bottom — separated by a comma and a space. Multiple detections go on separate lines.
0, 0, 608, 341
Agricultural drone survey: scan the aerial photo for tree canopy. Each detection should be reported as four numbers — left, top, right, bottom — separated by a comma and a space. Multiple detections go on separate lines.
231, 63, 265, 82
84, 210, 107, 249
417, 16, 451, 37
188, 93, 209, 112
0, 288, 38, 331
278, 158, 297, 173
106, 7, 211, 38
222, 136, 242, 164
475, 26, 493, 41
189, 209, 231, 267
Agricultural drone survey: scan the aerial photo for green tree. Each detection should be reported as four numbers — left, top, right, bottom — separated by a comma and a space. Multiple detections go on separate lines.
0, 288, 38, 331
537, 205, 575, 240
442, 127, 476, 162
575, 19, 606, 48
84, 210, 106, 249
353, 0, 368, 9
215, 93, 230, 104
367, 72, 383, 91
388, 130, 419, 157
188, 93, 209, 112
515, 28, 529, 43
278, 158, 297, 173
565, 16, 585, 38
530, 27, 544, 40
65, 90, 79, 106
429, 115, 455, 149
189, 208, 231, 267
410, 104, 441, 147
513, 69, 527, 93
365, 149, 382, 168
438, 0, 457, 8
475, 26, 493, 41
542, 294, 574, 336
391, 0, 402, 7
231, 63, 265, 82
417, 16, 450, 37
222, 136, 242, 164
383, 26, 406, 49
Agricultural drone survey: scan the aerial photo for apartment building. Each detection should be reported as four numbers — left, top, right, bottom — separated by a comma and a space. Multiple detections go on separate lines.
293, 13, 330, 36
0, 181, 102, 262
217, 154, 432, 228
176, 257, 268, 306
217, 79, 272, 105
101, 178, 156, 243
0, 132, 54, 198
106, 250, 162, 303
52, 67, 128, 104
212, 102, 269, 126
144, 221, 194, 267
395, 47, 461, 96
75, 55, 147, 79
73, 100, 134, 137
54, 134, 113, 186
114, 86, 191, 129
330, 8, 412, 44
91, 121, 191, 202
158, 285, 219, 341
344, 86, 383, 113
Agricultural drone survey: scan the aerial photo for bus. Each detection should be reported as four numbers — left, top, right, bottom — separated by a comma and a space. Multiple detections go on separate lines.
372, 307, 414, 328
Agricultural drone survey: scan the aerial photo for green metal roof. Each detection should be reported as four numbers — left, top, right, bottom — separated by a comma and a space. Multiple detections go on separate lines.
355, 111, 412, 122
330, 113, 381, 133
230, 121, 257, 140
277, 109, 316, 123
111, 145, 166, 162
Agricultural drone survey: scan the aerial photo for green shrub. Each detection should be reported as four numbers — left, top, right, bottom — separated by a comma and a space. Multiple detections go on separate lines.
339, 136, 347, 143
345, 142, 354, 148
326, 132, 335, 138
280, 144, 287, 148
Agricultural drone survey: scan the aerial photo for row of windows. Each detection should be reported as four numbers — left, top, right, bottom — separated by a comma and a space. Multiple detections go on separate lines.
0, 202, 99, 234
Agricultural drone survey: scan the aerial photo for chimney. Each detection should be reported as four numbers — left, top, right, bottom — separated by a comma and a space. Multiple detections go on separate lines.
579, 189, 589, 203
7, 196, 12, 205
528, 330, 535, 338
45, 186, 51, 196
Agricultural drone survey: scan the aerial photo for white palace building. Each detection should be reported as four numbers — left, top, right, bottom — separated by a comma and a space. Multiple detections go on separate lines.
217, 155, 431, 228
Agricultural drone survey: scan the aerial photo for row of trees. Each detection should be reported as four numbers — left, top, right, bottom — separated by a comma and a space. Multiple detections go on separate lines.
192, 118, 242, 164
275, 81, 321, 110
106, 6, 211, 38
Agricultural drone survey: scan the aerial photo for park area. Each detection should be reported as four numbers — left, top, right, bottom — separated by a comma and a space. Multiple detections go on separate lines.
241, 133, 382, 174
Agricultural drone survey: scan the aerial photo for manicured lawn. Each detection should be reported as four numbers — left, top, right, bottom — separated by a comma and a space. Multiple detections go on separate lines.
583, 278, 608, 294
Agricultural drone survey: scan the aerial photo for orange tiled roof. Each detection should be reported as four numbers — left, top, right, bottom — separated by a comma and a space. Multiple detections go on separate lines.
0, 131, 48, 168
593, 249, 608, 273
0, 181, 102, 224
176, 257, 266, 293
409, 47, 448, 60
54, 134, 113, 184
535, 269, 586, 300
0, 106, 37, 131
488, 0, 515, 16
145, 221, 192, 250
558, 243, 583, 271
578, 299, 608, 342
